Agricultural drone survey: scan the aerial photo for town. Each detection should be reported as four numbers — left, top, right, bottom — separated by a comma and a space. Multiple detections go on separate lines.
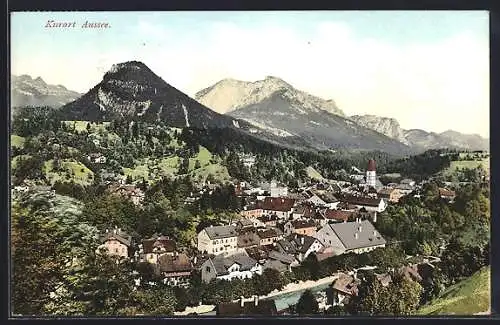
13, 150, 489, 316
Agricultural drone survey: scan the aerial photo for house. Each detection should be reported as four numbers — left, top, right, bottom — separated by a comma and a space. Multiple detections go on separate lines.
306, 192, 328, 206
216, 296, 278, 316
201, 252, 263, 283
340, 195, 387, 213
267, 250, 300, 269
399, 265, 423, 282
240, 203, 264, 218
275, 238, 297, 256
261, 197, 296, 219
87, 152, 107, 164
329, 273, 360, 306
284, 219, 317, 237
292, 204, 318, 220
270, 181, 288, 198
256, 214, 279, 227
158, 252, 193, 287
242, 155, 256, 168
377, 188, 404, 203
237, 231, 260, 249
108, 184, 145, 206
97, 227, 132, 259
316, 192, 340, 209
288, 234, 324, 262
315, 219, 386, 255
138, 234, 176, 264
323, 209, 355, 224
244, 246, 272, 263
236, 219, 255, 232
400, 178, 416, 187
262, 259, 290, 273
439, 188, 456, 202
257, 227, 284, 246
197, 225, 238, 256
395, 183, 414, 195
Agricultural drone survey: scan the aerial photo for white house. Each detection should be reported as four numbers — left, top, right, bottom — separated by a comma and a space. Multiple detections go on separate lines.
315, 219, 386, 256
261, 197, 296, 219
137, 234, 176, 264
197, 225, 238, 256
341, 195, 387, 213
201, 252, 263, 283
97, 228, 132, 259
288, 235, 324, 262
270, 181, 289, 198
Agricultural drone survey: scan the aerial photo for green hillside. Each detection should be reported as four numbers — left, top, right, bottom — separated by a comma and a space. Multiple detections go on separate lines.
11, 135, 25, 149
416, 266, 490, 315
43, 159, 94, 186
443, 158, 489, 176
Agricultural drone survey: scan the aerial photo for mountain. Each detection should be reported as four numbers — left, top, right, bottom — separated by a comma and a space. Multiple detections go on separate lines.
57, 61, 314, 150
11, 75, 81, 108
195, 76, 345, 116
58, 61, 239, 128
350, 115, 489, 151
349, 115, 409, 145
438, 130, 489, 151
196, 77, 412, 155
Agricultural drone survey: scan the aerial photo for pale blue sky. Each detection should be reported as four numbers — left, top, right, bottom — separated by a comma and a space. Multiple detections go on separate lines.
11, 11, 489, 137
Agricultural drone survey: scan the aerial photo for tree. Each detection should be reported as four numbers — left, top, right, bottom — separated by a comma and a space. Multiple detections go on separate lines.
11, 191, 100, 315
296, 290, 319, 315
194, 160, 201, 170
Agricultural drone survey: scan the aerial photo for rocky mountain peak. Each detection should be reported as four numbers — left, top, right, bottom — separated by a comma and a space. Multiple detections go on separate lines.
195, 76, 345, 116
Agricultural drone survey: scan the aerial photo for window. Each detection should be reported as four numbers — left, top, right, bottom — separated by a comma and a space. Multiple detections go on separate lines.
115, 248, 118, 253
206, 266, 211, 272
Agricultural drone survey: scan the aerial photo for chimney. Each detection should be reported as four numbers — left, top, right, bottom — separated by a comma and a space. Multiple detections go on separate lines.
105, 229, 108, 233
240, 296, 245, 308
373, 230, 377, 236
358, 226, 362, 232
355, 233, 358, 239
254, 295, 259, 306
193, 256, 198, 265
210, 225, 213, 227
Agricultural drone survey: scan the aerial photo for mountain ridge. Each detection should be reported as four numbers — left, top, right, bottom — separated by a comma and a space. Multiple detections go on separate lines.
350, 115, 489, 151
11, 74, 81, 108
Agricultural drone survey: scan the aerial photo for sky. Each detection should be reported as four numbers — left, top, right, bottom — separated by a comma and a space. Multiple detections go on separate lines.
11, 11, 489, 137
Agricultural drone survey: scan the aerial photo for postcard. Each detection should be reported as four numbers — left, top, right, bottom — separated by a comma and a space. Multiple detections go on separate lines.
9, 10, 490, 317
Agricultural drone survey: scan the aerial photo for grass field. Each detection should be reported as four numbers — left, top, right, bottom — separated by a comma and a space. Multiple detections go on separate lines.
122, 146, 229, 184
43, 159, 94, 186
63, 121, 110, 133
305, 166, 325, 181
443, 158, 490, 176
416, 266, 490, 315
11, 135, 25, 149
11, 154, 32, 170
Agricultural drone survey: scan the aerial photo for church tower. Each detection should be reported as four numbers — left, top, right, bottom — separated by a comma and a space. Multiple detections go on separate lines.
366, 159, 376, 187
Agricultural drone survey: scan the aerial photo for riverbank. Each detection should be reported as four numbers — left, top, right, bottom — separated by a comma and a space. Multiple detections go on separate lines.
173, 304, 215, 316
261, 274, 339, 300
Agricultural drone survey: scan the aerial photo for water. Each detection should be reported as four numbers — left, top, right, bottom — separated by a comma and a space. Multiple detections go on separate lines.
263, 282, 332, 312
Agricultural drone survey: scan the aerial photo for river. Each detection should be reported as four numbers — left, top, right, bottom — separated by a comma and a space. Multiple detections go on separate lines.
262, 281, 332, 312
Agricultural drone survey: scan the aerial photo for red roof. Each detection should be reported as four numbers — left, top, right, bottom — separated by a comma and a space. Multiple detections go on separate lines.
324, 209, 354, 222
367, 159, 376, 171
262, 197, 295, 212
439, 188, 456, 197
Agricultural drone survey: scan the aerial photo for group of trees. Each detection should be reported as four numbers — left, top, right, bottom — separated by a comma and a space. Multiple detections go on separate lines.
11, 190, 179, 316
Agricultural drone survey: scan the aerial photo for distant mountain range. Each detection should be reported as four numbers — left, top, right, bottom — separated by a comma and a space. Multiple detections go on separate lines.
349, 115, 489, 152
197, 77, 488, 153
196, 77, 413, 155
15, 64, 488, 154
55, 61, 313, 151
11, 75, 81, 108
